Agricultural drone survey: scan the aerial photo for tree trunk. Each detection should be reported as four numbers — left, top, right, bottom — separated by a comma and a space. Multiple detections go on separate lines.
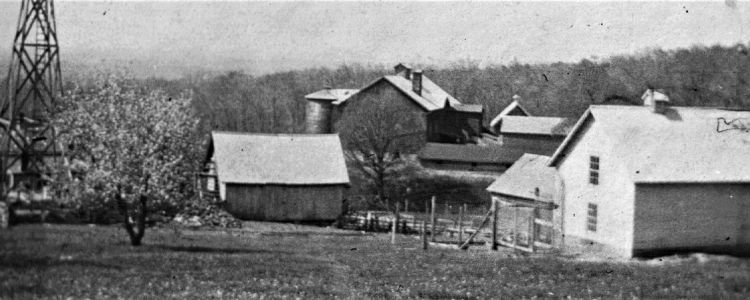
115, 188, 148, 246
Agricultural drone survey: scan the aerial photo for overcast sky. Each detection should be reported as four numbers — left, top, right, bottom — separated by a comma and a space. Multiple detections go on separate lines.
1, 1, 749, 78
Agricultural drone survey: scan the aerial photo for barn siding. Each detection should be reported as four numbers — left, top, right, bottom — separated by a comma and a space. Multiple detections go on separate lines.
633, 183, 750, 256
556, 119, 635, 258
225, 184, 344, 221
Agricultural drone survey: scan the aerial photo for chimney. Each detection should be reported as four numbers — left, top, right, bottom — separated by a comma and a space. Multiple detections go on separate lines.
394, 63, 412, 79
641, 88, 670, 114
412, 69, 423, 95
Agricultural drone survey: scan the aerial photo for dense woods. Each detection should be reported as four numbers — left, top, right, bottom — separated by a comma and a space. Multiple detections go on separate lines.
129, 43, 750, 138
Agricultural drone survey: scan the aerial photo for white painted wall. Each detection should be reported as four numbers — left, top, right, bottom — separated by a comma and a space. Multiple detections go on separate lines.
556, 119, 635, 257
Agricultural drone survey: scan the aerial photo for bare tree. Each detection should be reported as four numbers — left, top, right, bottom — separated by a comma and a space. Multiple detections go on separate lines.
337, 100, 423, 211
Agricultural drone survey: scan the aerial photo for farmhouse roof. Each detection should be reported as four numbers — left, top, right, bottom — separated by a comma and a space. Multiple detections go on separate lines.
417, 143, 527, 165
486, 154, 558, 203
209, 131, 350, 185
343, 74, 460, 110
548, 105, 750, 183
498, 115, 574, 136
305, 88, 359, 102
489, 100, 531, 129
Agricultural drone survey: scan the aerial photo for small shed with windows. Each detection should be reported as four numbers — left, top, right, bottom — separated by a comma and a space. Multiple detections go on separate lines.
549, 93, 750, 258
205, 131, 350, 221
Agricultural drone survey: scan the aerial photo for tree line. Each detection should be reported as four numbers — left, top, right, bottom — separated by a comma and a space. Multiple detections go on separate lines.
134, 43, 750, 138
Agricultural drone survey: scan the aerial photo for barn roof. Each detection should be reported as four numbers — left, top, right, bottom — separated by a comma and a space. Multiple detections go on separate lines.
210, 132, 350, 185
305, 88, 359, 102
417, 142, 527, 165
344, 75, 460, 110
548, 105, 750, 183
499, 115, 574, 136
486, 154, 558, 203
489, 100, 531, 129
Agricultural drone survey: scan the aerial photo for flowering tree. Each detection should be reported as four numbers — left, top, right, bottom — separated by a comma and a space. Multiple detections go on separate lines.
53, 76, 200, 245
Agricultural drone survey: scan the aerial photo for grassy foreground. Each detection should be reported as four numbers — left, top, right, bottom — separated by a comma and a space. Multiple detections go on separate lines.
1, 224, 749, 299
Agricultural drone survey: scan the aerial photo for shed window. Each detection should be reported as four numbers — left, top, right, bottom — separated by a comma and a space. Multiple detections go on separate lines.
589, 156, 599, 185
587, 203, 598, 232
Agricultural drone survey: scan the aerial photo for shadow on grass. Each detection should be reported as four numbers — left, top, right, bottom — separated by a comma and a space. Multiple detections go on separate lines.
0, 255, 124, 270
153, 245, 291, 255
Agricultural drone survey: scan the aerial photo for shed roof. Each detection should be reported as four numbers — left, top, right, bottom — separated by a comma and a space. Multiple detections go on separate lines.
548, 105, 750, 183
449, 103, 484, 114
210, 131, 350, 185
486, 154, 558, 203
499, 115, 574, 136
417, 142, 528, 165
489, 100, 531, 129
305, 88, 359, 102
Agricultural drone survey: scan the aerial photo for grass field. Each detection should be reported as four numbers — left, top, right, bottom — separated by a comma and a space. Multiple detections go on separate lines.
1, 223, 749, 299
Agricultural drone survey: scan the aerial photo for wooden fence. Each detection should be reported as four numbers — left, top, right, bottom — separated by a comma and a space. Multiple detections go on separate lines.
341, 196, 557, 253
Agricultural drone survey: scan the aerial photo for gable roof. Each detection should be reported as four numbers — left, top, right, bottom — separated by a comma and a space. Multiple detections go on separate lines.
548, 105, 750, 183
347, 74, 460, 111
489, 100, 531, 129
499, 115, 574, 136
305, 88, 358, 102
486, 154, 558, 203
417, 142, 528, 165
210, 131, 350, 185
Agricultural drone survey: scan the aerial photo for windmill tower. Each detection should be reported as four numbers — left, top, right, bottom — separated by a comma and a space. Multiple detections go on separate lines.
1, 0, 63, 207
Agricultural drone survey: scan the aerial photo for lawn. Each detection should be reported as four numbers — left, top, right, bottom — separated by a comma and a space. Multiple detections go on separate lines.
1, 223, 749, 299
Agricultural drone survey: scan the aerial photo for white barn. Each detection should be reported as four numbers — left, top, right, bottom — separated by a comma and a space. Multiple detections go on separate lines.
548, 100, 750, 257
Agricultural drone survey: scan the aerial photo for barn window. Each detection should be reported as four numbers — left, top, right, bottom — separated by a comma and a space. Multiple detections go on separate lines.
589, 156, 599, 185
587, 203, 598, 232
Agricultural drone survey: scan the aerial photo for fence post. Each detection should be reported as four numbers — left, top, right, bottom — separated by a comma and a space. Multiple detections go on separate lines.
404, 199, 409, 214
430, 196, 436, 242
512, 205, 518, 251
491, 200, 498, 250
422, 219, 428, 251
391, 203, 400, 244
458, 205, 464, 244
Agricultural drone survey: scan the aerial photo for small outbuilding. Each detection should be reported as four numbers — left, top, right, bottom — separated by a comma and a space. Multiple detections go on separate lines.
486, 154, 561, 252
206, 132, 350, 221
425, 101, 484, 144
549, 93, 750, 258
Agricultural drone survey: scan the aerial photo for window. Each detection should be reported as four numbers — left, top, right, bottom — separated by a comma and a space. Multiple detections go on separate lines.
587, 203, 598, 232
589, 156, 600, 185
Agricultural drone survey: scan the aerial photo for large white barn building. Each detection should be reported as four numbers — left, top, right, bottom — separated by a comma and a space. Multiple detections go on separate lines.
548, 96, 750, 257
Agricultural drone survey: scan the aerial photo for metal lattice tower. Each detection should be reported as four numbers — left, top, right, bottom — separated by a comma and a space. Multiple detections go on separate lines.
1, 0, 62, 198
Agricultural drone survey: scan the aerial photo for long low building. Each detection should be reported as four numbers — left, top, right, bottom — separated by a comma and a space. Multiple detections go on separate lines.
417, 142, 529, 172
205, 131, 350, 221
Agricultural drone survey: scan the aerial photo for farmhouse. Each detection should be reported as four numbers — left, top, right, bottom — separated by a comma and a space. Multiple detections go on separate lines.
549, 91, 750, 257
486, 154, 561, 252
205, 131, 350, 221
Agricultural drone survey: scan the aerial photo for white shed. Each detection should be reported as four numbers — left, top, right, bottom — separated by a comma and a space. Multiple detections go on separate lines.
548, 104, 750, 258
